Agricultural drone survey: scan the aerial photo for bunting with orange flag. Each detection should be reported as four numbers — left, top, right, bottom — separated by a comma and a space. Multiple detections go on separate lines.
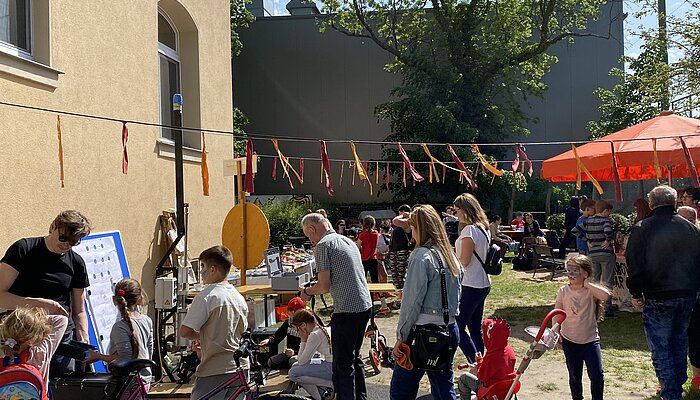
571, 144, 604, 194
349, 142, 373, 195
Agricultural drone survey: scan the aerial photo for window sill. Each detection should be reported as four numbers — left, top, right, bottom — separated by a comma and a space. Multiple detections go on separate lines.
157, 138, 203, 163
0, 51, 62, 89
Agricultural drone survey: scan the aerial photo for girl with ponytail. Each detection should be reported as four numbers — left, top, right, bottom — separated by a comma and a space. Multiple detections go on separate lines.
86, 278, 154, 387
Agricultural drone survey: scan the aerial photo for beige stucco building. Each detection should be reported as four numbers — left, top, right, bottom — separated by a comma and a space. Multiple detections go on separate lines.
0, 0, 235, 299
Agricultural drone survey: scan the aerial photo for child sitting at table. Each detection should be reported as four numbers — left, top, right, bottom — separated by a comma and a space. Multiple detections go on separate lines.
288, 309, 333, 400
259, 296, 306, 369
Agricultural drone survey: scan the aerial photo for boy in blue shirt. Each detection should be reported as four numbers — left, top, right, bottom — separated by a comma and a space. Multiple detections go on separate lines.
571, 199, 596, 255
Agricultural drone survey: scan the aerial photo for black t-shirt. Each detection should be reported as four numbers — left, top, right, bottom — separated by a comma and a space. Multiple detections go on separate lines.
389, 226, 412, 251
1, 237, 89, 329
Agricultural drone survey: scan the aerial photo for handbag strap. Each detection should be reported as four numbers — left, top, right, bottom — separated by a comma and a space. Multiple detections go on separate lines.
428, 248, 450, 325
471, 226, 490, 268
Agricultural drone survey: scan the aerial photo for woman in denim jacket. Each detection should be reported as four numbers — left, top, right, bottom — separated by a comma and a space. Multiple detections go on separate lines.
390, 205, 463, 400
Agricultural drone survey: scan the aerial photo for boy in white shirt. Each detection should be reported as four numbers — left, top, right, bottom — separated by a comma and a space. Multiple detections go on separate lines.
180, 245, 249, 400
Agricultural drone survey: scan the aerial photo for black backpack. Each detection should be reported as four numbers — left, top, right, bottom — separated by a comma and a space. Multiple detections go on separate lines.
472, 226, 503, 275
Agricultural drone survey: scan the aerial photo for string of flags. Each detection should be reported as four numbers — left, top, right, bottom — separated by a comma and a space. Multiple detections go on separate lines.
46, 115, 609, 198
40, 110, 700, 202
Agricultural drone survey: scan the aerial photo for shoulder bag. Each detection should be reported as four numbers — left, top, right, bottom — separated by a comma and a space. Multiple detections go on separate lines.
472, 226, 503, 275
411, 248, 453, 371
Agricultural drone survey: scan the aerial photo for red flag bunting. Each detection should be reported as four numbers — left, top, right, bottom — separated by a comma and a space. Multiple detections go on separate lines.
609, 142, 622, 202
517, 144, 533, 177
446, 144, 477, 189
319, 141, 334, 196
121, 122, 129, 174
244, 138, 255, 193
299, 158, 304, 184
272, 156, 277, 180
397, 143, 424, 182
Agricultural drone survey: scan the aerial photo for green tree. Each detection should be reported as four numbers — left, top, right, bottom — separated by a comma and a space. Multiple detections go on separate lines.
317, 0, 610, 202
587, 36, 669, 138
231, 0, 255, 155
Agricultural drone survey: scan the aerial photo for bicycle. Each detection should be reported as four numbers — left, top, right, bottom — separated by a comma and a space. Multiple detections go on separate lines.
364, 304, 392, 374
51, 358, 157, 400
197, 330, 311, 400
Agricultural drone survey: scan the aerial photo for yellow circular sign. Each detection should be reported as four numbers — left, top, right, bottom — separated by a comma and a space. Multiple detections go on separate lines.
221, 202, 270, 271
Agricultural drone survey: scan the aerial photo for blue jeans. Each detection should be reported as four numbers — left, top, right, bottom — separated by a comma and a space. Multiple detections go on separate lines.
455, 286, 490, 362
390, 323, 459, 400
643, 297, 696, 400
561, 338, 604, 400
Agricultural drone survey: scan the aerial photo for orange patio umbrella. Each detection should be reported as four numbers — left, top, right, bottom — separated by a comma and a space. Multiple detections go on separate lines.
541, 112, 700, 193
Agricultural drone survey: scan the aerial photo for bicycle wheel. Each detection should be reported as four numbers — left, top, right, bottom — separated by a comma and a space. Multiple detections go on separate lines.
256, 393, 312, 399
368, 348, 381, 374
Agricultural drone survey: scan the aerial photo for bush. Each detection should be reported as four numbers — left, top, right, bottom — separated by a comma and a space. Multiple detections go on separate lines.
260, 201, 308, 249
609, 213, 631, 234
546, 213, 565, 237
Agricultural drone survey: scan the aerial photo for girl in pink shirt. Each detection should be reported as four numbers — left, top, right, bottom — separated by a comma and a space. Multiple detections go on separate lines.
554, 255, 611, 400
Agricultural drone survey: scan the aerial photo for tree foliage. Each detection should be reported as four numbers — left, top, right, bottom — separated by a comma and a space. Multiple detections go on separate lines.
317, 0, 610, 202
231, 0, 255, 155
588, 1, 700, 138
587, 36, 671, 138
231, 0, 256, 57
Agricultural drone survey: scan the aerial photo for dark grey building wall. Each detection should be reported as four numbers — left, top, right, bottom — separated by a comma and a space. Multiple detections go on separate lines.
233, 3, 624, 203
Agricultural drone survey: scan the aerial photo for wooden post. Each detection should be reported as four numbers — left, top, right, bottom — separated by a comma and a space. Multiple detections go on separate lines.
237, 159, 248, 285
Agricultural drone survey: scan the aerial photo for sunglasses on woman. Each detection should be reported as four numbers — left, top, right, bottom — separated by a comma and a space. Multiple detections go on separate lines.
58, 235, 82, 246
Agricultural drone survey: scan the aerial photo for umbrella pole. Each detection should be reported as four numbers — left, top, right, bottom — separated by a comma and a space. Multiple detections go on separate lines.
667, 165, 673, 186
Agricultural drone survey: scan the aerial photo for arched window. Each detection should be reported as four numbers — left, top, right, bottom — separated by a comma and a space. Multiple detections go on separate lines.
157, 6, 200, 150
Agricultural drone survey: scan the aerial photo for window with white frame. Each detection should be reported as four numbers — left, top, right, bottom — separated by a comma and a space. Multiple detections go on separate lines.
0, 0, 31, 56
158, 12, 181, 143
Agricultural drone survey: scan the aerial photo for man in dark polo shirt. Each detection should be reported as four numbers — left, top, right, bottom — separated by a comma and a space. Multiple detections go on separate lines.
0, 210, 92, 377
300, 213, 372, 400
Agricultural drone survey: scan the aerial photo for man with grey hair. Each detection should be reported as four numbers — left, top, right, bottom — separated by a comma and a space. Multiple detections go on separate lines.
299, 213, 372, 400
626, 185, 700, 400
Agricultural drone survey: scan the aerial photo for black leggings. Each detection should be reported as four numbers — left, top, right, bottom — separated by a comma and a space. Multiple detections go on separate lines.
690, 298, 700, 368
362, 259, 379, 283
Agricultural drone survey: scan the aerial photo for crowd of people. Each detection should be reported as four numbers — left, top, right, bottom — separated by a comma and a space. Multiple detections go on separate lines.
1, 184, 699, 400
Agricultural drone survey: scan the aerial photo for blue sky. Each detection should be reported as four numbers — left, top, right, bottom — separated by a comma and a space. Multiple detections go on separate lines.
624, 0, 693, 61
264, 0, 691, 63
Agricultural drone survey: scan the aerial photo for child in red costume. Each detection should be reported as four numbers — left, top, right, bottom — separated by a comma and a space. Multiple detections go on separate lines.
457, 317, 516, 399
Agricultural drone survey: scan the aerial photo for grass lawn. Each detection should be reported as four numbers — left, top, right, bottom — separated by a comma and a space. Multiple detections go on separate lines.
481, 259, 700, 399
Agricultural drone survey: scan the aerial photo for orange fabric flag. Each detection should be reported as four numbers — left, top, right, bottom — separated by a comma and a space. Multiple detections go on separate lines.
57, 116, 65, 188
571, 145, 604, 194
470, 144, 503, 177
271, 139, 302, 189
201, 133, 210, 196
349, 142, 373, 195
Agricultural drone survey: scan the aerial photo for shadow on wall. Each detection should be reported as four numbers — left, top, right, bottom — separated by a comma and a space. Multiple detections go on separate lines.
141, 217, 165, 314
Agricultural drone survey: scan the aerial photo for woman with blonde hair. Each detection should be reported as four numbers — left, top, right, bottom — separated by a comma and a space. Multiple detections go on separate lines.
390, 205, 462, 400
452, 193, 491, 363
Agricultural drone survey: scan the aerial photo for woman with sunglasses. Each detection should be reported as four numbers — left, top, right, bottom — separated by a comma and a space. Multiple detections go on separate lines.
0, 210, 92, 378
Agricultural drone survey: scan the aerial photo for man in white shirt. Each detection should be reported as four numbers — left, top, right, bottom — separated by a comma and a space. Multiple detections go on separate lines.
180, 245, 248, 400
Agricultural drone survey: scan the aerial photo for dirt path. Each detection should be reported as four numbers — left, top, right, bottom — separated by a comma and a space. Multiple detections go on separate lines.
356, 292, 659, 399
